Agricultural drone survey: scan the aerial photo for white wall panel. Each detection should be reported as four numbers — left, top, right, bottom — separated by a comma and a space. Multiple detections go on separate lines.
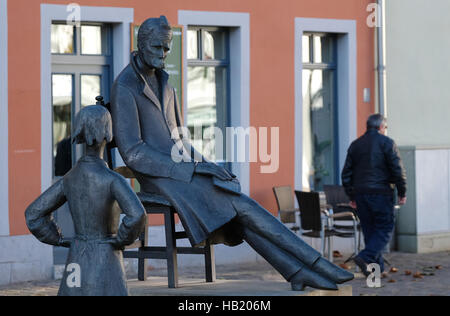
416, 149, 450, 234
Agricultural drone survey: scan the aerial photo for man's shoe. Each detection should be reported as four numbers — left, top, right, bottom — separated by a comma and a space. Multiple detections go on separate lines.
353, 256, 370, 277
290, 267, 338, 291
312, 258, 355, 284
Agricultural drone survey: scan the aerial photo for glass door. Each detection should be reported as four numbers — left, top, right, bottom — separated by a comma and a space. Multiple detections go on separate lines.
302, 33, 338, 191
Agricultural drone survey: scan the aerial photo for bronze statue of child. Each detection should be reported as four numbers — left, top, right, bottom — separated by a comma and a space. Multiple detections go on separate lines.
25, 105, 147, 296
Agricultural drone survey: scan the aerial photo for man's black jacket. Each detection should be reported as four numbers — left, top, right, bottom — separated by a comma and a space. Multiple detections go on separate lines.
341, 129, 407, 201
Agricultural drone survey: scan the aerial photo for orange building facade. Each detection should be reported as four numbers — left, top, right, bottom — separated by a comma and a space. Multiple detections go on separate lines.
0, 0, 375, 284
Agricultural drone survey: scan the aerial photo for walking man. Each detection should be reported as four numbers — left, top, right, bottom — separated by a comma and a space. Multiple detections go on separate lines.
342, 114, 407, 275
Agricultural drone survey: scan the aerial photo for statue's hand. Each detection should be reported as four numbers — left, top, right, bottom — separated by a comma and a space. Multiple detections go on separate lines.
227, 169, 237, 179
195, 162, 234, 181
104, 238, 125, 251
58, 238, 72, 248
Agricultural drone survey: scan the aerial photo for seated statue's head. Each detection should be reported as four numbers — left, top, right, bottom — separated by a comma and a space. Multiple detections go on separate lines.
137, 16, 173, 70
73, 105, 113, 147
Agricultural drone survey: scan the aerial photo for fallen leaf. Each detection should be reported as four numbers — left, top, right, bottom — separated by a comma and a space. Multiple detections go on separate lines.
333, 251, 343, 258
339, 263, 350, 270
413, 272, 424, 279
422, 267, 437, 276
390, 267, 399, 273
388, 279, 396, 283
435, 265, 443, 270
381, 272, 389, 279
405, 270, 412, 276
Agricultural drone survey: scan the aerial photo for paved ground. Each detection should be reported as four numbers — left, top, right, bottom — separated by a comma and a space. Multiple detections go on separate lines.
1, 251, 449, 296
348, 251, 450, 296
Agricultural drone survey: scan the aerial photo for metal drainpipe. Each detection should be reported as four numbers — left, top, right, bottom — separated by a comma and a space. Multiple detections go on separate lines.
377, 0, 387, 117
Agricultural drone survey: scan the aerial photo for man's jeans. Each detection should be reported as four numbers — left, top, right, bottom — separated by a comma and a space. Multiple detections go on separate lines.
355, 194, 395, 272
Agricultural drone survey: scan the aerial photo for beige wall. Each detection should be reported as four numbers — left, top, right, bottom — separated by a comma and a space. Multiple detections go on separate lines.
386, 0, 450, 147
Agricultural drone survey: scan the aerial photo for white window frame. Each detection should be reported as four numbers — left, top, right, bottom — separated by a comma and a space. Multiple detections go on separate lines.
0, 0, 9, 236
40, 4, 133, 192
178, 10, 251, 195
294, 18, 357, 191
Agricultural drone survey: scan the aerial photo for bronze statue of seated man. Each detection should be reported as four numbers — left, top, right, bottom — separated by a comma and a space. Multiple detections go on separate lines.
25, 105, 147, 296
110, 16, 354, 291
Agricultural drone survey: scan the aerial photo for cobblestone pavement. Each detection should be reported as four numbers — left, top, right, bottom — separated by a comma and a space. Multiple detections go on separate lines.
347, 251, 450, 296
1, 251, 449, 296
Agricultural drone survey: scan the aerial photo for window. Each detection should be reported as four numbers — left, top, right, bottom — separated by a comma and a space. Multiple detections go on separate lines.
302, 33, 338, 190
51, 24, 74, 54
51, 23, 112, 178
187, 27, 229, 163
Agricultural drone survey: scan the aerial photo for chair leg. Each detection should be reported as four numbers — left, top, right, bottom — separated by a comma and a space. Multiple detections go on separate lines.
165, 208, 179, 288
138, 222, 149, 281
328, 237, 333, 263
353, 222, 358, 257
320, 232, 326, 256
204, 240, 216, 283
358, 229, 362, 252
354, 224, 361, 273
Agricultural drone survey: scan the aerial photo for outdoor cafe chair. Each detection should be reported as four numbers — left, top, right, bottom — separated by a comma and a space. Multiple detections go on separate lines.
295, 190, 359, 263
273, 186, 301, 235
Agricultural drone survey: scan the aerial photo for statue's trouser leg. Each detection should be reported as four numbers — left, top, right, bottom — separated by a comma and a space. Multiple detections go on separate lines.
243, 227, 304, 281
232, 194, 321, 267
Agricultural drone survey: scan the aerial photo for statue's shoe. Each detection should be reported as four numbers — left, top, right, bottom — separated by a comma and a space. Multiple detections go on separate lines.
313, 258, 355, 284
290, 267, 338, 291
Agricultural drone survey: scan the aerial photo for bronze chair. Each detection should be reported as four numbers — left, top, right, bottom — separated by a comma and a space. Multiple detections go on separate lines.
273, 186, 301, 235
115, 167, 216, 289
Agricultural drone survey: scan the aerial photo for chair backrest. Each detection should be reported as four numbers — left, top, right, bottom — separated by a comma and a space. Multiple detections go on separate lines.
273, 186, 296, 224
96, 96, 117, 169
273, 186, 295, 211
323, 185, 350, 209
295, 191, 322, 231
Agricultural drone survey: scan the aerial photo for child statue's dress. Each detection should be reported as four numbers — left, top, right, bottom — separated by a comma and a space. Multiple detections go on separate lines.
25, 155, 146, 296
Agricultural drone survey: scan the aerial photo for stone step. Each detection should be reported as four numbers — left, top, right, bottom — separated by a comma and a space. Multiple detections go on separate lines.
128, 277, 352, 296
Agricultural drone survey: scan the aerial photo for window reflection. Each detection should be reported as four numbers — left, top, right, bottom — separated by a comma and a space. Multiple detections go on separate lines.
187, 67, 227, 161
81, 25, 102, 55
313, 35, 334, 64
81, 75, 101, 107
302, 35, 310, 63
302, 69, 336, 190
187, 27, 229, 164
51, 24, 74, 54
203, 30, 226, 60
52, 74, 73, 177
187, 30, 198, 59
